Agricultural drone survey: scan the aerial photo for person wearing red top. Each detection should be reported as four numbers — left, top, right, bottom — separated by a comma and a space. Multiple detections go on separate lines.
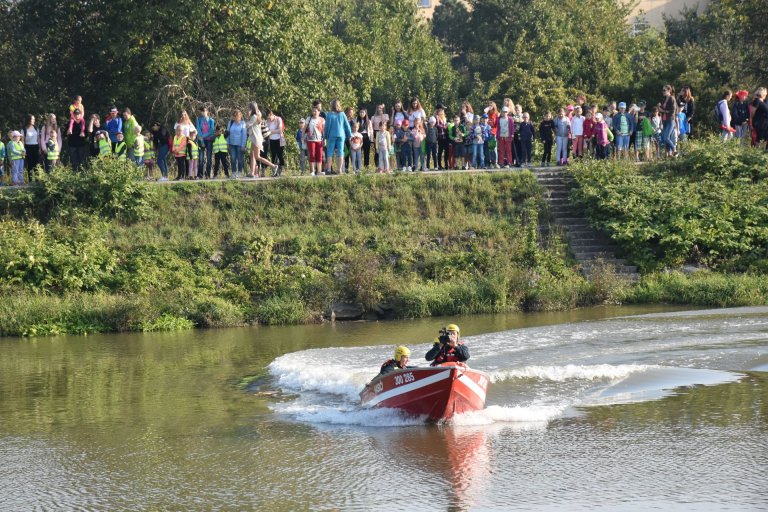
582, 110, 596, 159
485, 101, 499, 167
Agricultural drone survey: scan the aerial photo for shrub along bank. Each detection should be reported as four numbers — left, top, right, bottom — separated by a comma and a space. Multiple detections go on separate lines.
0, 160, 621, 337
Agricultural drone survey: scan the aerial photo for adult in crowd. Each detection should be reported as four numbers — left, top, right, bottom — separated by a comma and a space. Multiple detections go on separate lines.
434, 104, 449, 170
717, 90, 734, 142
226, 109, 247, 178
304, 104, 325, 176
750, 87, 768, 148
122, 108, 139, 159
266, 109, 286, 174
87, 114, 102, 157
151, 121, 171, 181
196, 107, 215, 178
40, 114, 63, 173
391, 100, 407, 128
356, 108, 373, 168
105, 107, 122, 149
371, 104, 388, 159
732, 90, 751, 143
174, 111, 194, 137
23, 114, 40, 179
323, 99, 352, 174
68, 108, 89, 172
407, 97, 426, 126
245, 102, 278, 177
678, 86, 695, 138
659, 84, 678, 156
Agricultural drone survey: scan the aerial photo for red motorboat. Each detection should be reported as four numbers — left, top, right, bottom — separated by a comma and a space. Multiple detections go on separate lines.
359, 362, 489, 421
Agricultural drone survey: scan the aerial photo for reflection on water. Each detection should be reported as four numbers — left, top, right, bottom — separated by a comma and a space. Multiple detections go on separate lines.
0, 305, 766, 510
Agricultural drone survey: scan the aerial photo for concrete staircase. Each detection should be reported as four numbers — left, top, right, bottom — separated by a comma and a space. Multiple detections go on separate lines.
535, 168, 640, 280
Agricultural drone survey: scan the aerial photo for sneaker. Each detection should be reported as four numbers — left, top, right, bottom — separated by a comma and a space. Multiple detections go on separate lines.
159, 176, 168, 182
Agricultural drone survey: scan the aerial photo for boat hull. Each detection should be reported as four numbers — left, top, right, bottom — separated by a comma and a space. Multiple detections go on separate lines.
359, 363, 489, 421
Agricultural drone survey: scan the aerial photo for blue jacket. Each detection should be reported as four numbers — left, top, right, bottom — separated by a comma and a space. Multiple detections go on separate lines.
323, 111, 351, 140
226, 120, 247, 147
106, 117, 122, 143
196, 116, 215, 142
613, 112, 636, 135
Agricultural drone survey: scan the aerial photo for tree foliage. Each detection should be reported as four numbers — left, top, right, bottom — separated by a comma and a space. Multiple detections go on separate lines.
0, 0, 456, 128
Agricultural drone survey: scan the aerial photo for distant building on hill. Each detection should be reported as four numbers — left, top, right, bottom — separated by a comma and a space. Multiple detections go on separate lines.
417, 0, 711, 31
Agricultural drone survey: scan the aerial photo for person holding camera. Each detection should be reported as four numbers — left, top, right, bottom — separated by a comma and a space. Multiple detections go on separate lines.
425, 324, 470, 366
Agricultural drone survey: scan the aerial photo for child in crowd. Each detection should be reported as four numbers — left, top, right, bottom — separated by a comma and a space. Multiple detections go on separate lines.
0, 133, 5, 183
570, 106, 585, 159
651, 107, 663, 160
471, 116, 485, 169
375, 120, 391, 174
518, 113, 535, 167
593, 113, 610, 160
213, 126, 229, 178
187, 128, 199, 179
554, 109, 571, 166
582, 109, 596, 158
67, 95, 85, 135
496, 106, 514, 168
393, 120, 407, 171
425, 116, 438, 170
402, 119, 414, 171
133, 126, 145, 167
732, 90, 750, 144
296, 119, 307, 175
480, 114, 492, 168
539, 112, 554, 166
461, 117, 473, 169
9, 131, 26, 185
411, 117, 426, 172
613, 102, 634, 160
635, 101, 653, 162
97, 131, 111, 156
45, 130, 59, 172
350, 121, 363, 174
142, 130, 155, 179
114, 132, 127, 161
451, 115, 463, 169
172, 125, 187, 180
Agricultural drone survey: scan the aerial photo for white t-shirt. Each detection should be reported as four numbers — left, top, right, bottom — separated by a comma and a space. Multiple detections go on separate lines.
268, 117, 283, 140
174, 122, 193, 137
306, 117, 323, 142
571, 116, 585, 136
25, 127, 39, 145
499, 117, 510, 138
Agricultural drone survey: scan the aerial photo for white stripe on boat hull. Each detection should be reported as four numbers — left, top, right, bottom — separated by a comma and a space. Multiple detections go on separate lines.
363, 370, 452, 408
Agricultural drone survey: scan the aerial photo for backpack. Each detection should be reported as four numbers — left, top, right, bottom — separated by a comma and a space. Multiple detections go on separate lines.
713, 101, 724, 125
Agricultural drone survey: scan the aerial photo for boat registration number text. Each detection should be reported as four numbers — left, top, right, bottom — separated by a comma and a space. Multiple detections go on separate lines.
393, 372, 415, 386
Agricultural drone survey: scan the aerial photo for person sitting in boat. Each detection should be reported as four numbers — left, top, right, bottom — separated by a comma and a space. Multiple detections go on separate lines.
378, 345, 412, 376
425, 324, 470, 366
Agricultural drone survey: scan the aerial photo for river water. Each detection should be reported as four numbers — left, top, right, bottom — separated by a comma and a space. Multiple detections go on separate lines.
0, 305, 766, 511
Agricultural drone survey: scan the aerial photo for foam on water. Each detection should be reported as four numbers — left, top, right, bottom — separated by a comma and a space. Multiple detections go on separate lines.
488, 364, 656, 383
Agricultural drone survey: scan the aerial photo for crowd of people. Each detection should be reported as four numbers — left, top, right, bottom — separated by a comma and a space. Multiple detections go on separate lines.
1, 85, 767, 186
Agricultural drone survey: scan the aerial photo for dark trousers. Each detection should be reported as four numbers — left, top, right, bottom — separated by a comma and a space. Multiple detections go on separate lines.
437, 139, 449, 169
426, 142, 437, 169
214, 152, 229, 177
269, 139, 285, 167
25, 144, 39, 180
520, 139, 532, 164
514, 138, 523, 165
542, 140, 553, 164
199, 139, 213, 177
69, 146, 89, 172
362, 133, 371, 167
175, 157, 187, 179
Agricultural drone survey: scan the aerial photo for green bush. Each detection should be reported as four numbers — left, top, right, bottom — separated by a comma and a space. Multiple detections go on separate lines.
626, 271, 768, 307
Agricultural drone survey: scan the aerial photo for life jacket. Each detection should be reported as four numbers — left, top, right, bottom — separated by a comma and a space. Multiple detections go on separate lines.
430, 344, 464, 366
213, 134, 228, 154
380, 359, 397, 371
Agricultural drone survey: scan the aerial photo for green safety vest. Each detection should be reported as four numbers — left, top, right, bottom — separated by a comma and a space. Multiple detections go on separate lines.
98, 138, 111, 156
213, 134, 228, 153
144, 141, 155, 160
114, 141, 127, 161
134, 137, 145, 158
189, 140, 199, 160
47, 144, 59, 161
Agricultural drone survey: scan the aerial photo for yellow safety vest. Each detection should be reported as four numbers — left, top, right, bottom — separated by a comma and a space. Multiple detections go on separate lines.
114, 141, 127, 161
144, 141, 155, 161
213, 134, 228, 153
172, 136, 186, 157
98, 138, 111, 156
189, 140, 199, 160
47, 144, 59, 161
10, 141, 24, 160
134, 136, 145, 158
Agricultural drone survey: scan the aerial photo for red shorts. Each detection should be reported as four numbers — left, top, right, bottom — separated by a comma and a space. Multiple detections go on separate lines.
307, 141, 323, 163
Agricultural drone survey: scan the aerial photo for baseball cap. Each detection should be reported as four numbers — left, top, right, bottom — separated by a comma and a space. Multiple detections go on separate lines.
618, 102, 627, 109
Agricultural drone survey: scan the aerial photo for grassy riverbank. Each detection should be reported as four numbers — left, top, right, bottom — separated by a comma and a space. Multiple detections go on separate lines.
1, 146, 766, 337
